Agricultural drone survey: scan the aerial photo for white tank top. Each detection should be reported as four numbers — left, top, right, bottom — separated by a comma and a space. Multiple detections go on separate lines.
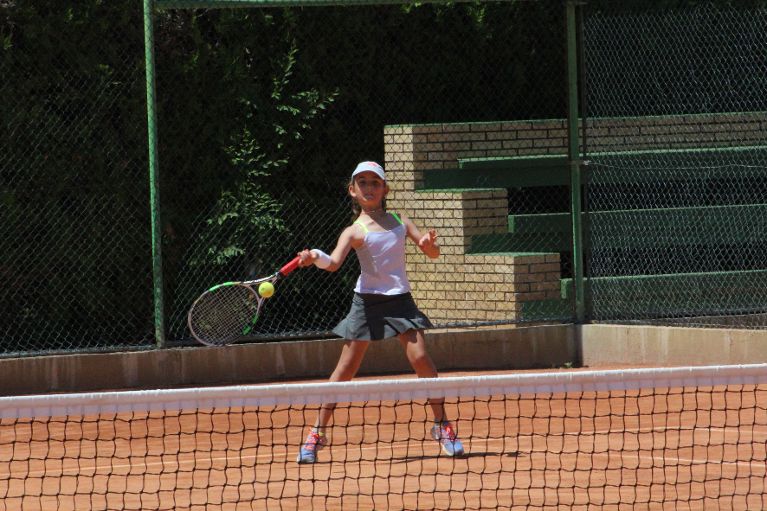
353, 212, 411, 295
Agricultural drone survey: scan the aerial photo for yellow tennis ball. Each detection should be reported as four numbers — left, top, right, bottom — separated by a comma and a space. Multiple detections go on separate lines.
258, 282, 275, 298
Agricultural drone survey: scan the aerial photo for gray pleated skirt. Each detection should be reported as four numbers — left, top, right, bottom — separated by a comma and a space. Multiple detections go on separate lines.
332, 292, 434, 341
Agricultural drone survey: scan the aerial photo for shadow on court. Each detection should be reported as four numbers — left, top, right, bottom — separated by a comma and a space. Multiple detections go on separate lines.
383, 450, 521, 464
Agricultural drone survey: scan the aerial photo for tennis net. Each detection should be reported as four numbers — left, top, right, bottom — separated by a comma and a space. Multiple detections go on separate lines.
1, 364, 766, 510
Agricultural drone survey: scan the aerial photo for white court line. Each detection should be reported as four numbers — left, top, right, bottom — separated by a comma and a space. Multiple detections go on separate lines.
3, 424, 766, 480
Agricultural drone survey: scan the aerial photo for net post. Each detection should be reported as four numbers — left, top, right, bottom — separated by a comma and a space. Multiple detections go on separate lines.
143, 0, 166, 348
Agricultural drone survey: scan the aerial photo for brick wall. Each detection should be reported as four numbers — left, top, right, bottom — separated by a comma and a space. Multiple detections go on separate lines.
588, 112, 767, 152
384, 113, 767, 325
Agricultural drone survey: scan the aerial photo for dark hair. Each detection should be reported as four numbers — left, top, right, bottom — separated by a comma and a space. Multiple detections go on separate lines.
348, 176, 387, 220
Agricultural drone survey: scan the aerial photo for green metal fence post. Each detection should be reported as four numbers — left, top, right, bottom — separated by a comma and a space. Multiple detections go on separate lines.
143, 0, 166, 348
567, 0, 585, 324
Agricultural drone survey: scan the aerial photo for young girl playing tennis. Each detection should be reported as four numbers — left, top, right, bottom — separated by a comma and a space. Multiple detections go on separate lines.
295, 161, 464, 464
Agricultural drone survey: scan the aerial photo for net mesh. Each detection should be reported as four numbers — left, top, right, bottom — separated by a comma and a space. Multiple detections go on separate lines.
2, 364, 766, 510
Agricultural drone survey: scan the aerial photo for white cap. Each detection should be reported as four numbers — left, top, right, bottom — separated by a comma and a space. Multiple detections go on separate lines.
351, 161, 385, 181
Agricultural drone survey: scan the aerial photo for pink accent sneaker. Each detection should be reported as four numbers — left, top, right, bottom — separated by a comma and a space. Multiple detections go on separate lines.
296, 429, 327, 464
430, 421, 465, 457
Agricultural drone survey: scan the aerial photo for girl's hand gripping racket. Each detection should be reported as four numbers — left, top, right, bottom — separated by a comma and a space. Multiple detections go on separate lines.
187, 256, 300, 346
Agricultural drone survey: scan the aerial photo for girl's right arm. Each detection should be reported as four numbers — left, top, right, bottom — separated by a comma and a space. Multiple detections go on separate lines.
298, 224, 361, 272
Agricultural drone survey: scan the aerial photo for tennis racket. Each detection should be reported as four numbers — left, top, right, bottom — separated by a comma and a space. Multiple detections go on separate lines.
187, 256, 301, 346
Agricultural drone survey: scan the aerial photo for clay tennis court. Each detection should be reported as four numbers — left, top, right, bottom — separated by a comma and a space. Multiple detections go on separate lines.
1, 371, 766, 510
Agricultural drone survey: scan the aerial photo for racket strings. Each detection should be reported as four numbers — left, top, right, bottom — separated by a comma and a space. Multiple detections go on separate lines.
189, 285, 260, 344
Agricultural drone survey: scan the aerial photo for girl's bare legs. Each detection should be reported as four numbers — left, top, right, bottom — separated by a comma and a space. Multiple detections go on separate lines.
313, 340, 370, 430
321, 331, 444, 423
300, 332, 462, 462
298, 340, 370, 463
398, 329, 445, 422
399, 328, 464, 456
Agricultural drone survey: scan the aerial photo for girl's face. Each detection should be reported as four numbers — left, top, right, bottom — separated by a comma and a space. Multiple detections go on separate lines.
349, 171, 388, 208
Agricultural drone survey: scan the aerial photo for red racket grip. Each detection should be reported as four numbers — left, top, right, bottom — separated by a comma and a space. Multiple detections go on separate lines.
279, 256, 301, 276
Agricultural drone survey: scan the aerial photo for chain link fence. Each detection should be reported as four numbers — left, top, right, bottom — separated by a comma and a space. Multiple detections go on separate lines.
582, 2, 767, 327
156, 1, 570, 344
1, 3, 153, 355
4, 0, 767, 357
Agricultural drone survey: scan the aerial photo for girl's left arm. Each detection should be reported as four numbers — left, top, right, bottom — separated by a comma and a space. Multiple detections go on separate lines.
402, 214, 440, 259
